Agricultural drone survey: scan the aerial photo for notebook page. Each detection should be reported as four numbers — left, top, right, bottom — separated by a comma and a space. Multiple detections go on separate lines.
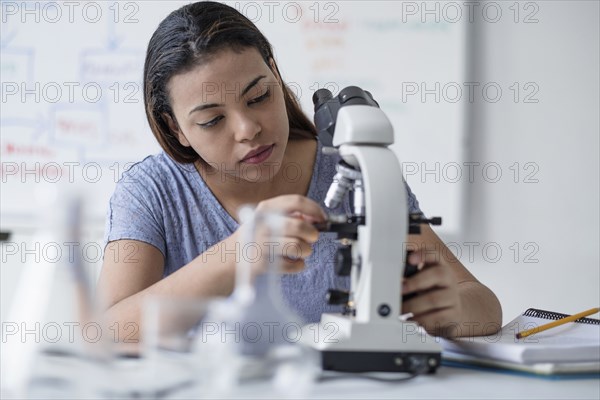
443, 351, 600, 375
441, 313, 600, 363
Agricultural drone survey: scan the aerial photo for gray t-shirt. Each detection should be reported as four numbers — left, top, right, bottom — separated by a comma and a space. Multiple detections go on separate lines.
104, 140, 422, 323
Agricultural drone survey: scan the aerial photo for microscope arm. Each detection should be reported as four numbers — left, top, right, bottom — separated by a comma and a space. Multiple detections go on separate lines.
338, 145, 408, 323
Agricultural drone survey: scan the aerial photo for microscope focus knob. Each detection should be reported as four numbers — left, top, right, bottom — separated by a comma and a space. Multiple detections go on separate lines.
335, 245, 353, 276
326, 289, 350, 305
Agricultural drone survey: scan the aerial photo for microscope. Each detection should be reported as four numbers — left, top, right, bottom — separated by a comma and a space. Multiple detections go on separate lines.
302, 86, 442, 374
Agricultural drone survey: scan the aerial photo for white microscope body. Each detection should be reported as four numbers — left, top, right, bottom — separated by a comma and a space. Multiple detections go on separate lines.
303, 88, 442, 373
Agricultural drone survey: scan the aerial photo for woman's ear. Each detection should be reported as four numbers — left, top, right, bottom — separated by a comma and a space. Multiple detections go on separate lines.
163, 113, 190, 147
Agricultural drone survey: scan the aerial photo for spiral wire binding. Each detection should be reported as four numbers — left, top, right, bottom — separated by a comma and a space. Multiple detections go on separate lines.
523, 308, 600, 325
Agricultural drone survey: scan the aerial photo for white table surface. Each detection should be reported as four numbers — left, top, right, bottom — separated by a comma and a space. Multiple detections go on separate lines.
15, 351, 600, 400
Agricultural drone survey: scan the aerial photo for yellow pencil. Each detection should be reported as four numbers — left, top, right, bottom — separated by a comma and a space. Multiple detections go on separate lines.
516, 307, 600, 339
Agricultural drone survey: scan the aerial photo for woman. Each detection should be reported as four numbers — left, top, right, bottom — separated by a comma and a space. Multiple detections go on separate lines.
97, 1, 502, 342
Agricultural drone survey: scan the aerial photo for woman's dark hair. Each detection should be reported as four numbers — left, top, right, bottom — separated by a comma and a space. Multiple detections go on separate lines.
143, 1, 316, 163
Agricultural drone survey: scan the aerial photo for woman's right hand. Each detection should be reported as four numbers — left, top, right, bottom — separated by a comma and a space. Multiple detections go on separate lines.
233, 194, 327, 274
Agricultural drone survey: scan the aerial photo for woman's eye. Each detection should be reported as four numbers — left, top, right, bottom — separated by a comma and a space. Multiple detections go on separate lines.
198, 115, 223, 128
248, 89, 271, 105
196, 89, 271, 128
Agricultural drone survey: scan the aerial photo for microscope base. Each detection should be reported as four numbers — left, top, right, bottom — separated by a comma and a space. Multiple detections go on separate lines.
303, 314, 442, 374
322, 350, 441, 373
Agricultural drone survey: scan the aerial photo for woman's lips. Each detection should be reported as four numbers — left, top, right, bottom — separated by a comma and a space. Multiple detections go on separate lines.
241, 144, 274, 164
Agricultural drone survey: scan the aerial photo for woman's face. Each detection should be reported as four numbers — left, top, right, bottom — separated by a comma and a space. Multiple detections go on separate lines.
166, 47, 290, 184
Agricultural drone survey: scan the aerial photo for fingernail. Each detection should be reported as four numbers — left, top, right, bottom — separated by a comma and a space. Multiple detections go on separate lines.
400, 312, 414, 321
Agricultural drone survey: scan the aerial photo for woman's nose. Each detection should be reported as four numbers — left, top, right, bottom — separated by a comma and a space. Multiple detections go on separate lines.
233, 112, 261, 142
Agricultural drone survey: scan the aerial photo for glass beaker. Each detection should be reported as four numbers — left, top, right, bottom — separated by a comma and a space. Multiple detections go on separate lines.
191, 207, 320, 398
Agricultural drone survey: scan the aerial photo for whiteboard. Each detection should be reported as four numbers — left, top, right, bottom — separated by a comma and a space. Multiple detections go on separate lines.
0, 1, 467, 234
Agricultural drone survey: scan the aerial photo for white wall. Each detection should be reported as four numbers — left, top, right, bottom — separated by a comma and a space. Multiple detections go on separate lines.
450, 0, 600, 324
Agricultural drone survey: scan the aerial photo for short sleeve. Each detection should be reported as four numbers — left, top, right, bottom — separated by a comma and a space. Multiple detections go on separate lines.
103, 164, 166, 257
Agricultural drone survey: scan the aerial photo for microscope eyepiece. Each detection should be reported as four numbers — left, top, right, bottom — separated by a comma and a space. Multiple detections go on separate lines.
313, 86, 380, 147
313, 88, 333, 111
313, 88, 338, 147
339, 86, 379, 107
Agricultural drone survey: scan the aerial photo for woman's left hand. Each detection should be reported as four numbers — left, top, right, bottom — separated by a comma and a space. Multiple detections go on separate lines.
401, 249, 464, 337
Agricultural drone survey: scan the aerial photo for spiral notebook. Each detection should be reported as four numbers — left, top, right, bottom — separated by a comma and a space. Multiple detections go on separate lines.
441, 308, 600, 367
